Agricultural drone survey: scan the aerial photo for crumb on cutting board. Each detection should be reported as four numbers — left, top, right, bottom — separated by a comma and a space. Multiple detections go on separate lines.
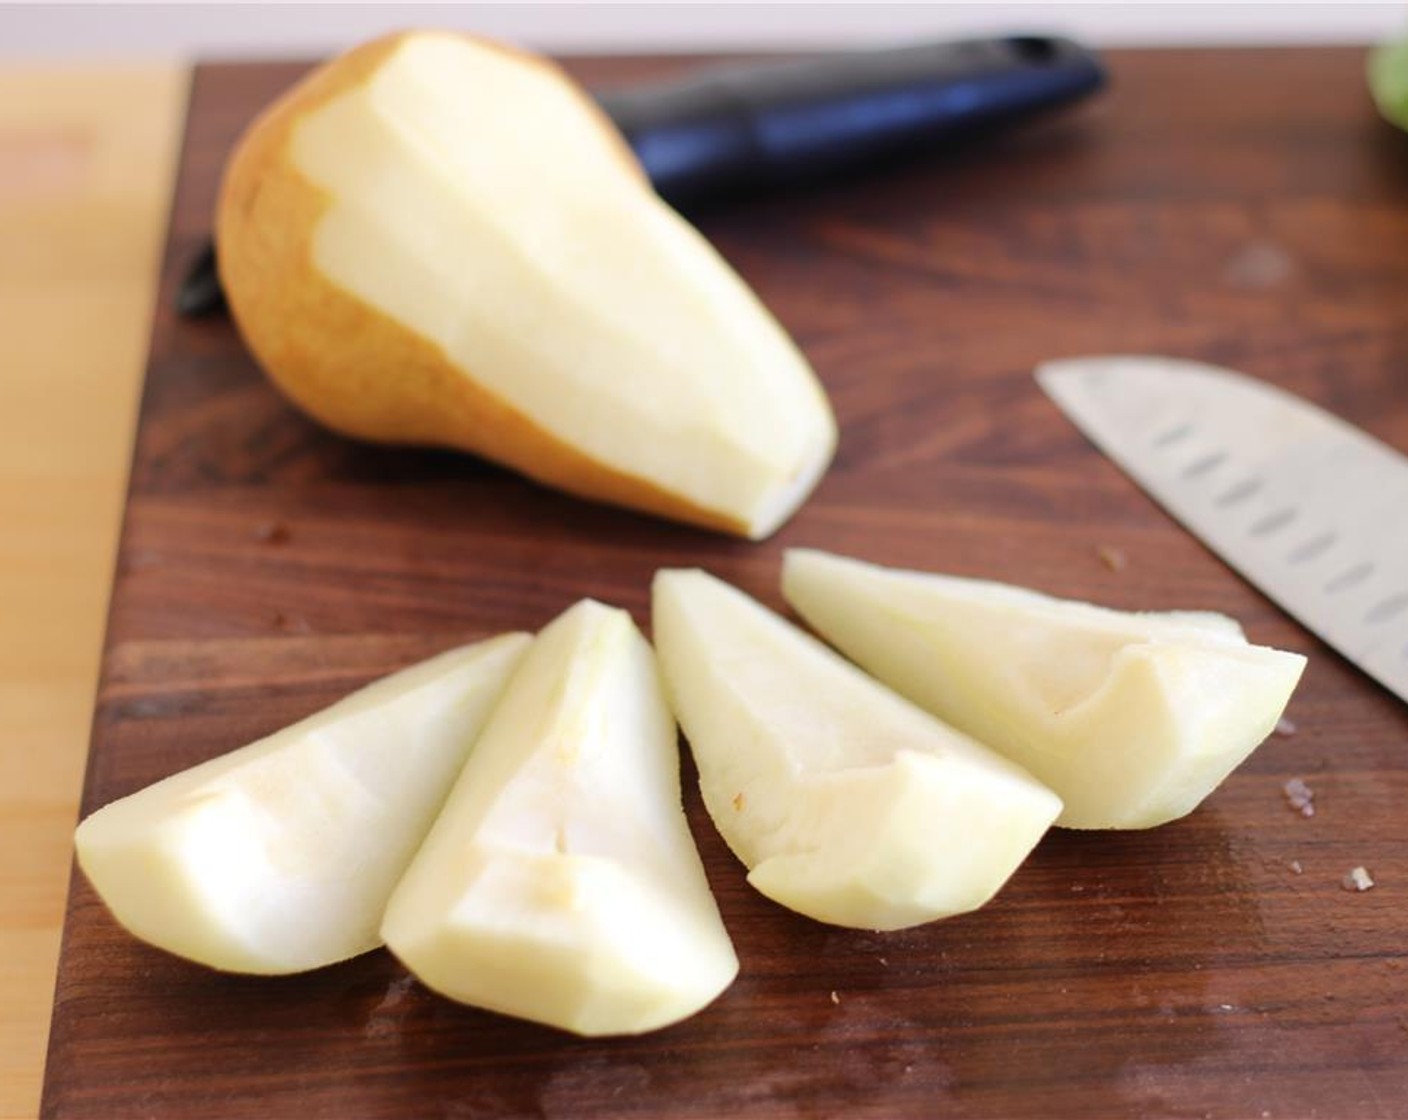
1223, 241, 1294, 289
1283, 777, 1315, 818
1274, 715, 1297, 737
254, 520, 291, 545
1095, 545, 1127, 572
1289, 859, 1303, 875
1342, 866, 1375, 892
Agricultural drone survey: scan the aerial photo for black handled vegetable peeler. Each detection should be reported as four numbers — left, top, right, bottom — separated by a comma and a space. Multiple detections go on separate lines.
177, 34, 1104, 317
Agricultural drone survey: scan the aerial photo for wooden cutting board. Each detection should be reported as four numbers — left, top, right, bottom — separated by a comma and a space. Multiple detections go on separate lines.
42, 49, 1408, 1118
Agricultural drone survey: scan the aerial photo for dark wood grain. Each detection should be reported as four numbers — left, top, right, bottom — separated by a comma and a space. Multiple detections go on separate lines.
43, 48, 1408, 1119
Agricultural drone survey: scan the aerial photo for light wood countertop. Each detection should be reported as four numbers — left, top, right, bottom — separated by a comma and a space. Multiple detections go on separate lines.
0, 62, 187, 1120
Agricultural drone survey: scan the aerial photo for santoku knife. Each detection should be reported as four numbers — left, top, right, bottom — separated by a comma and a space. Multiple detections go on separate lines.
1038, 355, 1408, 704
177, 35, 1104, 316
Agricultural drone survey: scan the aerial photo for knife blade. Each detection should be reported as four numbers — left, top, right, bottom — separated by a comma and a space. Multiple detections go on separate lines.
177, 35, 1104, 317
1037, 355, 1408, 704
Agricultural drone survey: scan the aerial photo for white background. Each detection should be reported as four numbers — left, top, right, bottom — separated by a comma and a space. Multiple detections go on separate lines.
2, 2, 1406, 60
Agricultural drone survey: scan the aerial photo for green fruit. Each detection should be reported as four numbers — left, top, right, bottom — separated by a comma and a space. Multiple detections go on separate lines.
1368, 39, 1408, 129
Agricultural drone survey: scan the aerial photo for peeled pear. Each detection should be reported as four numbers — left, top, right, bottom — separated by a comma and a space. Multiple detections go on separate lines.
651, 569, 1061, 932
782, 549, 1307, 829
216, 30, 836, 539
74, 634, 530, 974
381, 599, 737, 1036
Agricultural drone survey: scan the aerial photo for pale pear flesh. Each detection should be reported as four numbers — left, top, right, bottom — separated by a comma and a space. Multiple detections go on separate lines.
651, 569, 1062, 932
225, 32, 836, 539
781, 549, 1307, 829
75, 634, 531, 974
381, 599, 738, 1036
